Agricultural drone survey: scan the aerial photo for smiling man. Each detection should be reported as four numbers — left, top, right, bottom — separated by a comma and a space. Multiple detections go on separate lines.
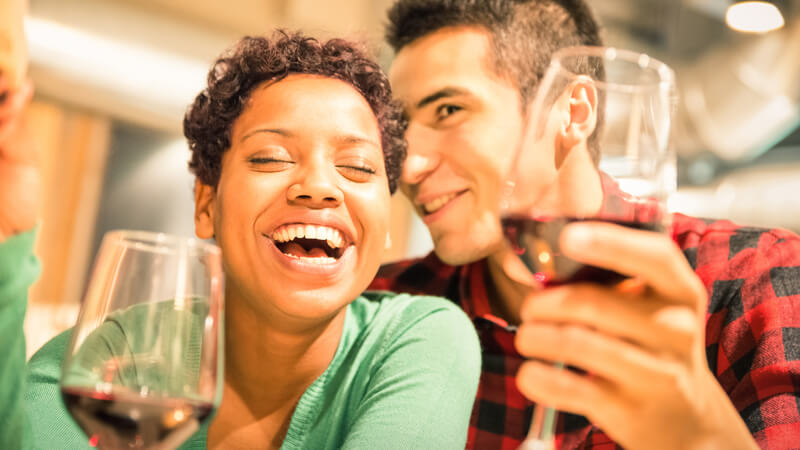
370, 0, 800, 448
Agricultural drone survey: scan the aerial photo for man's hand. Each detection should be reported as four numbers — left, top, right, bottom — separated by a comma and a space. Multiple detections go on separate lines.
0, 74, 37, 241
513, 222, 758, 450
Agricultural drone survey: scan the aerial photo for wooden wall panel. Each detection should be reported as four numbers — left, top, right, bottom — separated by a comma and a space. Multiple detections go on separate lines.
26, 99, 111, 307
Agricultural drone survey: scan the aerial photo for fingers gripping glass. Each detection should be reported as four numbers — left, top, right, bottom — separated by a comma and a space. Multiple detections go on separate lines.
501, 47, 676, 449
60, 231, 225, 450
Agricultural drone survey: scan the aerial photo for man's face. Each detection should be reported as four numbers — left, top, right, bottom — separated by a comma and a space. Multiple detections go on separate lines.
390, 26, 555, 265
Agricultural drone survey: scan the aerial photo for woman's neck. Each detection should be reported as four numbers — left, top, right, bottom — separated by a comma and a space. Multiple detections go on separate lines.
208, 287, 347, 449
223, 287, 347, 412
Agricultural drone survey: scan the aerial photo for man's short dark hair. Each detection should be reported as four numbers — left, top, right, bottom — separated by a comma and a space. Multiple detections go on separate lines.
185, 31, 407, 193
386, 0, 603, 102
386, 0, 604, 160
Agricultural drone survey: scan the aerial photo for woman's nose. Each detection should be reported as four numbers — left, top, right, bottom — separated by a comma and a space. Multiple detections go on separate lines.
287, 164, 343, 208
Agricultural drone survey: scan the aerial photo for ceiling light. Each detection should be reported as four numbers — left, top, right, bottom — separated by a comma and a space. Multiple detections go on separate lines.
726, 1, 785, 33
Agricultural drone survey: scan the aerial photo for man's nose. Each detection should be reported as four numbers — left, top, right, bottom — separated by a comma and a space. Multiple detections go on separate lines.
287, 163, 343, 208
402, 122, 441, 186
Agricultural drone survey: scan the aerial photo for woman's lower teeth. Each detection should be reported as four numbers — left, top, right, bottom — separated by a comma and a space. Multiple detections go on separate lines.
286, 253, 337, 264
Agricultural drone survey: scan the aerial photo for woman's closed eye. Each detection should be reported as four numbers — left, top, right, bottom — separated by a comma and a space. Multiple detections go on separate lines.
248, 156, 295, 171
336, 163, 376, 182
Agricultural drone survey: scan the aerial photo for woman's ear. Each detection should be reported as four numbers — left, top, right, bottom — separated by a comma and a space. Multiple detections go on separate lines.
557, 75, 598, 155
194, 181, 217, 240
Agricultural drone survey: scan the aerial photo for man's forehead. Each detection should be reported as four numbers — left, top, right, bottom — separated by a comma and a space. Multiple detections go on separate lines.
389, 26, 497, 107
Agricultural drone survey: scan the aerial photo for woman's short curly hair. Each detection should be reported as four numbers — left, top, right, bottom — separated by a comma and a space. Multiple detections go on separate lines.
184, 31, 407, 193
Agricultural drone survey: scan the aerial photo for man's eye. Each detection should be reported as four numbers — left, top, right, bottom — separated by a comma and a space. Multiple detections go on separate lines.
435, 104, 462, 120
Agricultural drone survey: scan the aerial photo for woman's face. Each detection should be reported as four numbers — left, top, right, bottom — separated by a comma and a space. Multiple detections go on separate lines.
194, 74, 391, 322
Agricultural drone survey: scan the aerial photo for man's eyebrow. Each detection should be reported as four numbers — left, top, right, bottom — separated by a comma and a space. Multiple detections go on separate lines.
241, 128, 294, 143
415, 87, 470, 110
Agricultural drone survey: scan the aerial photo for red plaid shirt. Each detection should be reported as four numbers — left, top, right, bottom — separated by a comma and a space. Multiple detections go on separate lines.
369, 213, 800, 449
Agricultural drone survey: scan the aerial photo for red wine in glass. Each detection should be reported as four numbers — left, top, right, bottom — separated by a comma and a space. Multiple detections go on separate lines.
502, 215, 665, 286
60, 231, 223, 449
61, 387, 213, 449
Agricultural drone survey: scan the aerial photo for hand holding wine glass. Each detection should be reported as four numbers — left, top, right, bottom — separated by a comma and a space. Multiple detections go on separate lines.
60, 231, 224, 450
500, 46, 677, 449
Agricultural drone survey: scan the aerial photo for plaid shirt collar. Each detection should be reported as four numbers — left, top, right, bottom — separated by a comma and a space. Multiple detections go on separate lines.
459, 261, 514, 330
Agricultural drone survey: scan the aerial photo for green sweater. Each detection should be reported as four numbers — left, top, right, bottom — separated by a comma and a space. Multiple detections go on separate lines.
1, 230, 481, 449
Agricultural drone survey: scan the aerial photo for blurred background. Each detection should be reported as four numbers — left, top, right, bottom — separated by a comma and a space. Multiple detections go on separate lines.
11, 0, 800, 354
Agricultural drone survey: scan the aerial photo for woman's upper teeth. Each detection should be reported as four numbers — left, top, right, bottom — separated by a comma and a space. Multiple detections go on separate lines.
424, 193, 458, 214
272, 224, 344, 248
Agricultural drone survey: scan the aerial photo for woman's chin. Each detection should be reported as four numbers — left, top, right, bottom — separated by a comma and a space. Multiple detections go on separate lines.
279, 291, 355, 321
244, 241, 366, 320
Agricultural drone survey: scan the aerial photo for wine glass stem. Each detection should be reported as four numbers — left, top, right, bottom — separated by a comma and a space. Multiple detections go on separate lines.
519, 361, 563, 450
520, 404, 558, 449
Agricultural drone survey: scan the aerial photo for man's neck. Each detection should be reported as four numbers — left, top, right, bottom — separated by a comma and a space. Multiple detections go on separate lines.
485, 247, 535, 326
482, 143, 605, 326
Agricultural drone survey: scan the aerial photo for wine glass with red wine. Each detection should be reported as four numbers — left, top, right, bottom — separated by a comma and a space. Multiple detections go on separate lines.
60, 231, 224, 449
501, 46, 676, 449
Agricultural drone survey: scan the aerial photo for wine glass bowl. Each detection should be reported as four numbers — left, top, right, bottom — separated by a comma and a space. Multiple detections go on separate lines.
502, 46, 676, 289
60, 231, 224, 450
502, 46, 676, 449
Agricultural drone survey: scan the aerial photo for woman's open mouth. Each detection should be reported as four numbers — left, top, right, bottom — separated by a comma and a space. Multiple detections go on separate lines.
270, 224, 348, 265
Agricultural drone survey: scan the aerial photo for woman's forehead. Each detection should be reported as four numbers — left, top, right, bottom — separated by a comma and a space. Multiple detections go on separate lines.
233, 74, 380, 141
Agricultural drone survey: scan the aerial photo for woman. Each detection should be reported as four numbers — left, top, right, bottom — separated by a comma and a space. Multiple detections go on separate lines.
1, 32, 480, 448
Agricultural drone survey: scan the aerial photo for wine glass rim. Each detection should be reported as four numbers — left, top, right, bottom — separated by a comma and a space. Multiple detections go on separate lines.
550, 46, 675, 93
103, 229, 221, 255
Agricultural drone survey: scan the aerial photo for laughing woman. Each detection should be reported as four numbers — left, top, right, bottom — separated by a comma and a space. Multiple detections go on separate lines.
0, 32, 480, 449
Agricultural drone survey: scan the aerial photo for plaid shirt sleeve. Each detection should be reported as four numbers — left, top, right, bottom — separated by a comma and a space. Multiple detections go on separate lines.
673, 213, 800, 448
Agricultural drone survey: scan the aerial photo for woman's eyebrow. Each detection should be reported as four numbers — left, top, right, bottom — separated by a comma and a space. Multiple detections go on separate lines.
333, 135, 380, 149
240, 128, 378, 149
241, 128, 294, 143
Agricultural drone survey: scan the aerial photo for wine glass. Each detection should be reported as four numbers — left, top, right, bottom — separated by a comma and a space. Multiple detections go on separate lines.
60, 230, 225, 450
501, 47, 676, 449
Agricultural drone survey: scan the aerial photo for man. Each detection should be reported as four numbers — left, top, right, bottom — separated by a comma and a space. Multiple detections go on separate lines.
369, 0, 800, 448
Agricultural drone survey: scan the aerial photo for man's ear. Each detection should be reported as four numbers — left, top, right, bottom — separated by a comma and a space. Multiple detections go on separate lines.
557, 76, 598, 160
194, 181, 216, 240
